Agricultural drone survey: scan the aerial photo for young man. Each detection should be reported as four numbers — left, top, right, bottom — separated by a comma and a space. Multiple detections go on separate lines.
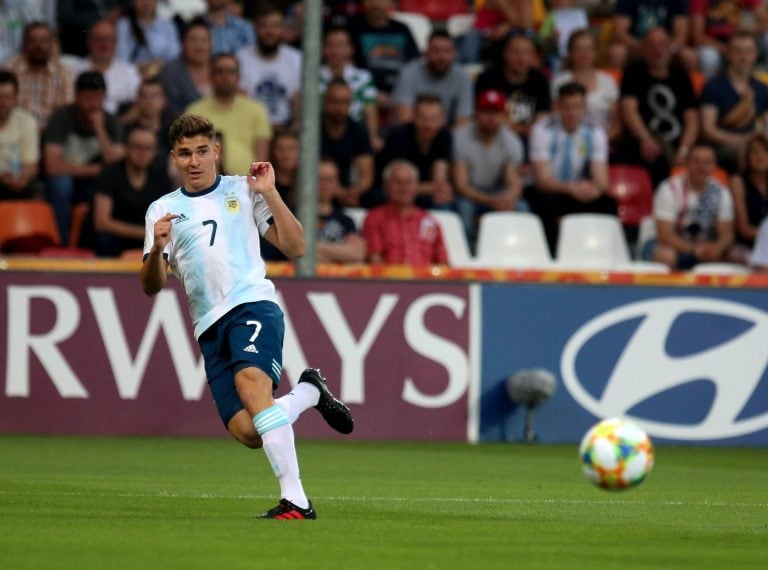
140, 114, 354, 520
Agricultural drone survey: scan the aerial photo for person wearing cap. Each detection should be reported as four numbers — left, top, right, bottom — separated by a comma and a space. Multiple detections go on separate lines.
43, 70, 125, 246
528, 81, 617, 251
452, 88, 525, 246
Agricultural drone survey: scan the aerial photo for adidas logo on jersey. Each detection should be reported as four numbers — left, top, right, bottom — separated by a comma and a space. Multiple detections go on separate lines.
173, 213, 189, 224
243, 344, 259, 353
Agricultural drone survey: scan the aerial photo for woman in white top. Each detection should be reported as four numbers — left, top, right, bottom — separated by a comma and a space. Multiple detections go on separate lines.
552, 29, 620, 141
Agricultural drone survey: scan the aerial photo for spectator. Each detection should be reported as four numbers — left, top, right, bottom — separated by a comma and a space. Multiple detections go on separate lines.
391, 31, 474, 128
237, 4, 302, 129
475, 32, 551, 155
204, 0, 255, 54
156, 0, 206, 22
0, 0, 37, 63
452, 89, 525, 246
378, 94, 454, 211
186, 52, 271, 175
700, 31, 768, 174
271, 129, 299, 212
85, 125, 171, 255
43, 71, 124, 244
729, 134, 768, 260
348, 0, 420, 101
537, 0, 589, 72
751, 217, 768, 272
612, 0, 689, 58
552, 29, 619, 139
465, 0, 536, 64
690, 0, 767, 79
529, 82, 617, 251
116, 0, 181, 78
57, 0, 123, 57
316, 159, 366, 264
320, 78, 374, 207
4, 21, 74, 129
120, 76, 173, 155
158, 16, 212, 119
319, 26, 379, 150
619, 27, 699, 187
648, 144, 735, 270
0, 70, 40, 200
363, 160, 447, 266
73, 19, 142, 115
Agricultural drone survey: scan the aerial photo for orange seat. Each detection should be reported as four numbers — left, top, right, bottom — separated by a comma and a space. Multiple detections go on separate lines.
0, 200, 61, 253
670, 165, 730, 186
607, 165, 654, 226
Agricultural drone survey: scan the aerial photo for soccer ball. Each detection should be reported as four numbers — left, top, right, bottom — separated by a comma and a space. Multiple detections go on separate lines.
579, 418, 654, 490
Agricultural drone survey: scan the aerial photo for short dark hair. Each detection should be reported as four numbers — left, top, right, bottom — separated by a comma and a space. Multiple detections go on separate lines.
22, 21, 51, 45
323, 25, 350, 41
557, 81, 587, 101
169, 114, 216, 148
415, 93, 443, 108
0, 69, 19, 93
325, 76, 350, 91
428, 30, 453, 45
211, 52, 239, 71
75, 71, 106, 92
181, 15, 210, 40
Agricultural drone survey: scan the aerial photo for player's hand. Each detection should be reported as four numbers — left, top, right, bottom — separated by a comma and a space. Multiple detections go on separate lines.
153, 213, 179, 251
247, 162, 276, 195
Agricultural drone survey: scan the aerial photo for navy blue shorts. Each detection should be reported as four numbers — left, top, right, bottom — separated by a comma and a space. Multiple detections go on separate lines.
198, 301, 285, 426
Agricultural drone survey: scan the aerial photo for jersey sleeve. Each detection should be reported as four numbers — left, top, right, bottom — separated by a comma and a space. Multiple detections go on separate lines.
251, 191, 274, 236
142, 201, 171, 260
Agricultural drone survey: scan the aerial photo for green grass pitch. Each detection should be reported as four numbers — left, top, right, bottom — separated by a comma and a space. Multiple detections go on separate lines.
0, 435, 766, 570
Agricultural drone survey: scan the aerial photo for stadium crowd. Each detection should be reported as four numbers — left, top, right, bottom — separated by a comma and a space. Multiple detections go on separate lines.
2, 0, 768, 272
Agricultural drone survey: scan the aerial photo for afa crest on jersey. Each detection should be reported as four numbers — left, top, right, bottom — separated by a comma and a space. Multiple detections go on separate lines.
225, 197, 240, 213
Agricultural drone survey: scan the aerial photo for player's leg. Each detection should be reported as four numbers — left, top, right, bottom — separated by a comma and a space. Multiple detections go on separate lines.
278, 368, 354, 434
235, 366, 314, 518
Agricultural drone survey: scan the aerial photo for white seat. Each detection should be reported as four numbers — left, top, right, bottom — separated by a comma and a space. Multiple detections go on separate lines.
429, 210, 473, 267
691, 263, 751, 275
391, 11, 433, 53
343, 207, 367, 232
473, 212, 553, 269
555, 213, 632, 270
446, 13, 475, 38
635, 215, 657, 260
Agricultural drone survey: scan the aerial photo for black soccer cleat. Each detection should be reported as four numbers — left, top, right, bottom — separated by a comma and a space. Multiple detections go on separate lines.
257, 499, 317, 520
298, 368, 354, 434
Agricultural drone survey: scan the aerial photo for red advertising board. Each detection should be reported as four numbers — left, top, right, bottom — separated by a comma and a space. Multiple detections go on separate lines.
0, 273, 472, 441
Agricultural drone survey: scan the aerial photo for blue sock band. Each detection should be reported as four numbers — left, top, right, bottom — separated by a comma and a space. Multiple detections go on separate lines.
252, 405, 290, 436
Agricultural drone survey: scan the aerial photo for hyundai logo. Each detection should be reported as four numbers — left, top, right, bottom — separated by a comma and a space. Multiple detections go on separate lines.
561, 298, 768, 440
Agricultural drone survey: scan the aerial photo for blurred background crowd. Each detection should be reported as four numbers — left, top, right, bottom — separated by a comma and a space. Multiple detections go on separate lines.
2, 0, 768, 272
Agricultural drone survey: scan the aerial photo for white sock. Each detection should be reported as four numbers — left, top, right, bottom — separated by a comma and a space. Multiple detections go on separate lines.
274, 382, 320, 424
253, 406, 309, 509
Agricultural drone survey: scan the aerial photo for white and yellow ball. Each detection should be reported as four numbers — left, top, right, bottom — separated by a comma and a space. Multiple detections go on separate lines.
579, 418, 654, 490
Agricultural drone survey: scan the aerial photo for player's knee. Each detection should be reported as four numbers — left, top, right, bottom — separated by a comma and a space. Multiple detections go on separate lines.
234, 431, 263, 449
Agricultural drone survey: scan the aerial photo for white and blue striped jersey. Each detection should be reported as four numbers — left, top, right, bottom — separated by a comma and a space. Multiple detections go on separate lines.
529, 117, 608, 183
143, 175, 276, 339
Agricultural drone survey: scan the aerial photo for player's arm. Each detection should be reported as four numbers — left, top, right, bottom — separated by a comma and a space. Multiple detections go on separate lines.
250, 162, 305, 258
140, 213, 177, 296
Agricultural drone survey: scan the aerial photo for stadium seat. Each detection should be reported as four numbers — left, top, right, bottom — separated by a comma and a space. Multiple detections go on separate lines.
607, 164, 654, 227
691, 262, 750, 275
343, 207, 367, 232
555, 213, 632, 270
446, 13, 475, 38
391, 11, 433, 53
635, 214, 658, 259
429, 210, 473, 267
0, 200, 61, 253
397, 0, 469, 22
473, 211, 553, 269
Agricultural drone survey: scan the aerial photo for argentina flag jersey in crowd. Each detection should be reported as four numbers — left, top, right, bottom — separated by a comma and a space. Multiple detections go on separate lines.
143, 175, 276, 338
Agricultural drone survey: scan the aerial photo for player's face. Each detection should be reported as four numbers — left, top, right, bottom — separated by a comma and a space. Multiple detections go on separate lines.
172, 135, 220, 192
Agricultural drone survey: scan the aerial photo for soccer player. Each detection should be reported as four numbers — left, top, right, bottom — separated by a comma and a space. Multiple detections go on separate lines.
140, 114, 353, 520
